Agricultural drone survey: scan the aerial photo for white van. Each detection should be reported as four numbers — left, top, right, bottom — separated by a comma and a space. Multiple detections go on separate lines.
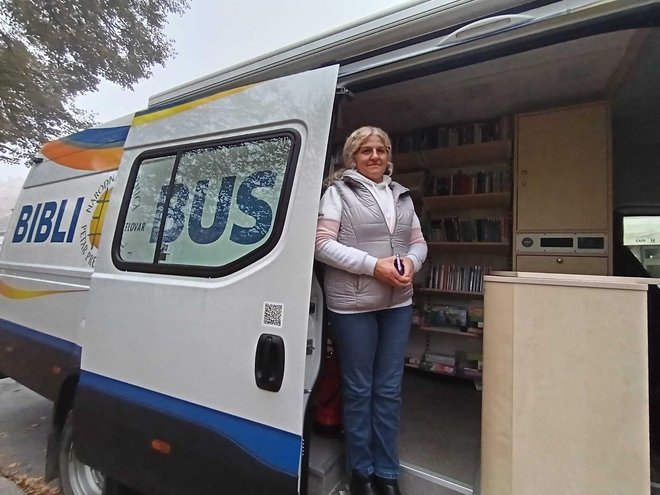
2, 1, 660, 494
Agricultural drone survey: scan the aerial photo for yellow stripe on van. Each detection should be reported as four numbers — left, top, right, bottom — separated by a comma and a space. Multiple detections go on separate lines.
0, 281, 84, 299
132, 85, 253, 126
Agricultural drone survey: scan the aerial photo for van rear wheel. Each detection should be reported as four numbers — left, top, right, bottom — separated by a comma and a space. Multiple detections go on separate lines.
58, 412, 105, 495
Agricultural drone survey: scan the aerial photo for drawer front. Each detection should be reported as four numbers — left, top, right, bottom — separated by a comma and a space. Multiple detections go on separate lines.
516, 255, 608, 275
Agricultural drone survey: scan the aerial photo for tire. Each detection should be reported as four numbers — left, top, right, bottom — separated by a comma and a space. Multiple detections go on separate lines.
58, 412, 105, 495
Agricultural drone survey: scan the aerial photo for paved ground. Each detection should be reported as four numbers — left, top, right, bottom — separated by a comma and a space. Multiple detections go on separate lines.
0, 477, 23, 495
0, 378, 58, 494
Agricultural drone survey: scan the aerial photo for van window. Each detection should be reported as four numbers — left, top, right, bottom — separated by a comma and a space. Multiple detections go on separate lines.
623, 216, 660, 278
120, 155, 177, 263
115, 133, 296, 275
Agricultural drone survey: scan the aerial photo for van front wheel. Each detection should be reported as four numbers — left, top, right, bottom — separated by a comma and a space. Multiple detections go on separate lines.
58, 412, 105, 495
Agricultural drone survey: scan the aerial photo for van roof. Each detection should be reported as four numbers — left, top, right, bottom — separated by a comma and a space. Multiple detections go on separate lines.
147, 0, 547, 109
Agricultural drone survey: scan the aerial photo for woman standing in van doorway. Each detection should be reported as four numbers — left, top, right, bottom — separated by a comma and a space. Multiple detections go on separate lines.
315, 126, 427, 495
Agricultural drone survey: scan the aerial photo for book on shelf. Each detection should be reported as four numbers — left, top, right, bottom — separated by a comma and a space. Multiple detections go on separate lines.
406, 356, 483, 378
424, 304, 468, 328
447, 126, 460, 147
420, 361, 456, 375
424, 352, 456, 366
426, 169, 511, 196
394, 170, 426, 188
467, 307, 484, 329
391, 116, 511, 153
393, 134, 416, 153
412, 306, 423, 326
457, 351, 483, 372
426, 264, 491, 293
406, 355, 422, 366
424, 216, 509, 243
461, 368, 483, 378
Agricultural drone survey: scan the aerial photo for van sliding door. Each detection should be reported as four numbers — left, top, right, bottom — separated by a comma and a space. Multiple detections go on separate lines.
74, 66, 338, 495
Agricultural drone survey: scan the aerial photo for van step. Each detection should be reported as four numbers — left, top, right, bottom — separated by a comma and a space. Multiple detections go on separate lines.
308, 433, 475, 495
328, 465, 472, 495
308, 434, 345, 495
398, 462, 473, 495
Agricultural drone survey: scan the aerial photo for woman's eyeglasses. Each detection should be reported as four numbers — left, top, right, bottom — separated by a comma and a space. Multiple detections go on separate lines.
357, 146, 390, 157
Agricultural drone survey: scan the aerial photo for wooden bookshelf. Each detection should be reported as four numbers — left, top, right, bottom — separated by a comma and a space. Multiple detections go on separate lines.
415, 287, 483, 298
426, 241, 510, 254
394, 139, 512, 173
403, 123, 512, 385
416, 325, 483, 338
420, 139, 512, 169
405, 362, 483, 380
423, 192, 510, 211
392, 151, 423, 172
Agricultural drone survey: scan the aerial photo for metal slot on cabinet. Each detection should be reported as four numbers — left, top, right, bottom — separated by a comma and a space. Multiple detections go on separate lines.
516, 233, 608, 254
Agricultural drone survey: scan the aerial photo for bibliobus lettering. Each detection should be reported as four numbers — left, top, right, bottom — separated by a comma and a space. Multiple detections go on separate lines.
12, 197, 84, 244
149, 171, 277, 246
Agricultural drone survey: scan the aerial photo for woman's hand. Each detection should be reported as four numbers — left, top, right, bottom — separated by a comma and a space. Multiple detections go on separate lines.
374, 256, 413, 288
402, 256, 414, 279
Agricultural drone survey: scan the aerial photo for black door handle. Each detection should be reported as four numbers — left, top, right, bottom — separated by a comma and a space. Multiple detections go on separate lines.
255, 334, 285, 392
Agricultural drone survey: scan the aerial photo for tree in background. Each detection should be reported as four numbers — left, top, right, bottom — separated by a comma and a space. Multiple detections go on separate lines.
0, 0, 190, 165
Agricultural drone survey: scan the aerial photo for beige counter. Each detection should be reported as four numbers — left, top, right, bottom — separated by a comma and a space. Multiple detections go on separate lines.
481, 271, 650, 495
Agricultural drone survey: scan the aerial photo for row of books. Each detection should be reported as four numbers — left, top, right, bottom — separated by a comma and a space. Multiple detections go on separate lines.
422, 304, 484, 329
424, 217, 509, 243
426, 169, 511, 196
425, 264, 491, 293
425, 304, 468, 328
406, 352, 483, 376
406, 356, 458, 376
422, 351, 483, 368
392, 116, 511, 153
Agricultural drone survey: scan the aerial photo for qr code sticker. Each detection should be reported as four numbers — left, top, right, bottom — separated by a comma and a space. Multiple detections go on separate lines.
263, 302, 284, 328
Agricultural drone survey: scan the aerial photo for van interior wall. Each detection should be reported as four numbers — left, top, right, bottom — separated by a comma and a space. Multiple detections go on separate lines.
323, 27, 657, 488
613, 28, 660, 209
611, 28, 660, 469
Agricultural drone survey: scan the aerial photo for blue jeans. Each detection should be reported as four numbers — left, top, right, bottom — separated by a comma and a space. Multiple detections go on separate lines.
328, 305, 412, 479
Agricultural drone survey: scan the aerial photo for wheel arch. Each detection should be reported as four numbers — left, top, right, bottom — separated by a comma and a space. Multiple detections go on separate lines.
45, 373, 80, 481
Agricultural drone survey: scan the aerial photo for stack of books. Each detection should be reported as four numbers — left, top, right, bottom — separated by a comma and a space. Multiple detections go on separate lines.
426, 264, 490, 293
426, 169, 511, 196
425, 216, 508, 243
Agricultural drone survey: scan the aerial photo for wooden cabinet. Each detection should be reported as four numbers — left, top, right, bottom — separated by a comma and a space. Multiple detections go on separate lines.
514, 102, 612, 275
482, 272, 649, 495
515, 102, 610, 232
515, 255, 608, 275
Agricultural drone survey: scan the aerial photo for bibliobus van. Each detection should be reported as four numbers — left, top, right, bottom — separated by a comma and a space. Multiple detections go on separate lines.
2, 1, 660, 494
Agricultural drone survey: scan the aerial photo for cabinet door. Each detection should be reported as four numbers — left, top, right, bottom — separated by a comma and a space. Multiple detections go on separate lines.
516, 255, 608, 275
516, 103, 610, 232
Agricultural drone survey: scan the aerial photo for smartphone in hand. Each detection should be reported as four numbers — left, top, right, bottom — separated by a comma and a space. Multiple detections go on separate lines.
394, 254, 405, 276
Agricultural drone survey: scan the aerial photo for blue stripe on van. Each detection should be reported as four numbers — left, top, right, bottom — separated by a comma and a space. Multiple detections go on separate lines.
0, 318, 82, 356
79, 371, 302, 477
63, 126, 131, 148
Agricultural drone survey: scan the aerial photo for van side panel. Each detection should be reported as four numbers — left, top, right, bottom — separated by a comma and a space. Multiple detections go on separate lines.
0, 168, 114, 396
0, 318, 81, 400
0, 119, 131, 397
74, 373, 298, 495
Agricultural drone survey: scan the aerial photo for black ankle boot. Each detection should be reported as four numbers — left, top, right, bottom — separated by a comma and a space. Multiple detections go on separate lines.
349, 472, 377, 495
374, 476, 402, 495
